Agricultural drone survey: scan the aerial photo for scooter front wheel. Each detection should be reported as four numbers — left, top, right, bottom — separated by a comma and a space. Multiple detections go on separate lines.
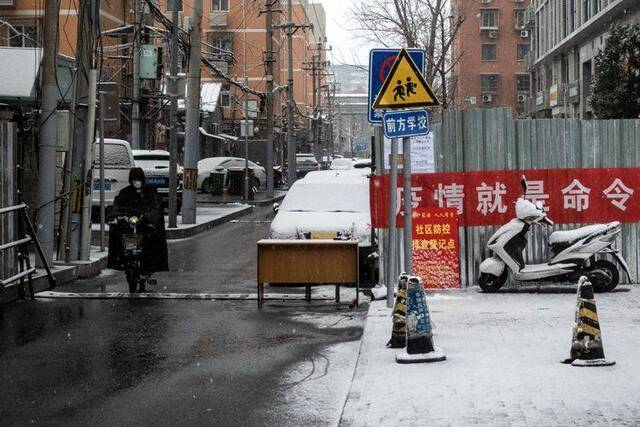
479, 270, 508, 293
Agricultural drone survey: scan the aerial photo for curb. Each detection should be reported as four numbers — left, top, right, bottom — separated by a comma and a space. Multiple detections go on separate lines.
247, 193, 286, 207
338, 300, 388, 426
165, 205, 253, 239
2, 253, 108, 305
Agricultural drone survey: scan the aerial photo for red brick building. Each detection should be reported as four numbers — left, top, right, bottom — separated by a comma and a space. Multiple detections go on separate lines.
451, 0, 531, 115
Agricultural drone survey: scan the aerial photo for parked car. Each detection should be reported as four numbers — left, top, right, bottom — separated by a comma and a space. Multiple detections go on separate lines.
197, 157, 266, 192
269, 172, 378, 286
295, 153, 320, 178
353, 158, 372, 169
133, 149, 183, 211
92, 139, 135, 210
330, 158, 355, 170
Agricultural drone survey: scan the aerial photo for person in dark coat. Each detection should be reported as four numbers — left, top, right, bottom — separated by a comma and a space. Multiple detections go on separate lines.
107, 167, 169, 275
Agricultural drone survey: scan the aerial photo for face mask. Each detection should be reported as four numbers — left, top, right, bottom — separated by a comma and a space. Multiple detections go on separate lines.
133, 180, 143, 189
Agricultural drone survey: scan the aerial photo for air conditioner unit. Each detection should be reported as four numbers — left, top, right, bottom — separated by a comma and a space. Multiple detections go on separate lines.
517, 94, 527, 102
488, 31, 498, 39
520, 30, 529, 38
482, 94, 493, 103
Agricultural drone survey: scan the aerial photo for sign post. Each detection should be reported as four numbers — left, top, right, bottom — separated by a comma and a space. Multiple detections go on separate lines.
372, 48, 440, 279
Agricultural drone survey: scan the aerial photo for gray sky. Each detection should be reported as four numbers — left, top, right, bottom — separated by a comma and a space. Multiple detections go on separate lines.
320, 0, 375, 67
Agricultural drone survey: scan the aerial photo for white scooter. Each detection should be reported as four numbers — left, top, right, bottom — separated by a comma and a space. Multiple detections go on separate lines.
479, 177, 632, 293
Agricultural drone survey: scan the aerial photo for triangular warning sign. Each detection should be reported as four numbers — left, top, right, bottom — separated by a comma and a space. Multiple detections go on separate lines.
372, 48, 440, 109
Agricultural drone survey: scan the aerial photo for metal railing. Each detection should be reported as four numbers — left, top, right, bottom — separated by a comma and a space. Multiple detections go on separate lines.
0, 203, 55, 305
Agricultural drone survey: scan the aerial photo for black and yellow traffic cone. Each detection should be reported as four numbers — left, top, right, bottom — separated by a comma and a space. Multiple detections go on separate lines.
562, 275, 615, 367
396, 276, 446, 363
387, 273, 409, 348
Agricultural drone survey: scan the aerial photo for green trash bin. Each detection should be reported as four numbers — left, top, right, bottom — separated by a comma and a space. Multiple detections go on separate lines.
209, 171, 225, 196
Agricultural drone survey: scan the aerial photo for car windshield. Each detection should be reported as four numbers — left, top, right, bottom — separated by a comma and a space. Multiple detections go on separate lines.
279, 181, 369, 213
95, 144, 131, 167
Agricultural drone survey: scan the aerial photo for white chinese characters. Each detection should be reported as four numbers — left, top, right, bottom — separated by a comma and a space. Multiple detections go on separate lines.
562, 179, 590, 211
603, 178, 634, 211
476, 182, 508, 215
434, 183, 465, 215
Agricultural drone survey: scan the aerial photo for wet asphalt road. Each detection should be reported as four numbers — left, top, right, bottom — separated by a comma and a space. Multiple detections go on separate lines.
0, 205, 367, 426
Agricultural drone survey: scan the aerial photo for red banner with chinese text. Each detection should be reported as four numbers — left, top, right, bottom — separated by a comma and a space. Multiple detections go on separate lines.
412, 208, 461, 289
370, 167, 640, 227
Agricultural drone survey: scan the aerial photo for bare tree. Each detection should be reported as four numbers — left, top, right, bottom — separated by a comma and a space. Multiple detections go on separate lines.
351, 0, 466, 108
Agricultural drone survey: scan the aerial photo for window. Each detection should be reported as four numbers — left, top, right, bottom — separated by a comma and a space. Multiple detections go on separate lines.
212, 0, 229, 11
517, 43, 529, 60
516, 74, 530, 93
206, 32, 233, 59
480, 9, 498, 28
481, 74, 499, 93
95, 144, 132, 168
514, 9, 526, 29
220, 83, 231, 107
481, 44, 497, 61
2, 22, 37, 47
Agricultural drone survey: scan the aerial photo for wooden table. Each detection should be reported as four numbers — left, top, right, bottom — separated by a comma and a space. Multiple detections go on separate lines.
257, 239, 359, 308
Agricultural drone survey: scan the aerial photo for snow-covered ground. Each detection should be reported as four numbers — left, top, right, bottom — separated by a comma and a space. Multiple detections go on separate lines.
341, 286, 640, 426
91, 205, 249, 232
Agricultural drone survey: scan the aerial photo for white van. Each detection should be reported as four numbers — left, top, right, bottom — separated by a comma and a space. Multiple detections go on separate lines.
92, 139, 135, 209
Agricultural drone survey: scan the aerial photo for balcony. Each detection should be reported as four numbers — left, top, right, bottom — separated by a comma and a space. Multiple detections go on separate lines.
208, 12, 228, 27
524, 51, 536, 71
535, 90, 550, 111
568, 80, 580, 104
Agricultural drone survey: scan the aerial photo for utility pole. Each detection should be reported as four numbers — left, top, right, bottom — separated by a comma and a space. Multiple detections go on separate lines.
311, 55, 317, 156
277, 0, 312, 186
183, 0, 202, 225
36, 0, 59, 267
79, 69, 98, 261
285, 0, 296, 186
264, 0, 275, 198
168, 3, 179, 229
242, 0, 250, 201
132, 0, 141, 148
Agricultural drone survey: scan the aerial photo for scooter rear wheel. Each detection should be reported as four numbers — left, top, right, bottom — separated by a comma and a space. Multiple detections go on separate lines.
479, 270, 508, 293
591, 259, 620, 293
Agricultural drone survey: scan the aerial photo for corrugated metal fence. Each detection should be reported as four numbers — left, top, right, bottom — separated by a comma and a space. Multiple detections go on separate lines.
1, 121, 17, 280
431, 107, 640, 287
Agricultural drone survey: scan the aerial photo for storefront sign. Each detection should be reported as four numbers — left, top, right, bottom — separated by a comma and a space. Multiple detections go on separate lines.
412, 208, 460, 289
370, 167, 640, 227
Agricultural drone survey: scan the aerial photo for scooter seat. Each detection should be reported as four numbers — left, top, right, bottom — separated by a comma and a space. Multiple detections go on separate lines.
548, 222, 619, 247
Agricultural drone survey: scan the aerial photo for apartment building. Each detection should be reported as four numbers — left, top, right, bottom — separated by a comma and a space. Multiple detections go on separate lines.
0, 0, 129, 56
524, 0, 640, 118
186, 0, 326, 140
451, 0, 532, 115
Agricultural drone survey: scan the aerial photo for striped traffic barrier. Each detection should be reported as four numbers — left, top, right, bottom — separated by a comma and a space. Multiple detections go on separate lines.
562, 275, 615, 367
396, 276, 446, 364
387, 273, 409, 348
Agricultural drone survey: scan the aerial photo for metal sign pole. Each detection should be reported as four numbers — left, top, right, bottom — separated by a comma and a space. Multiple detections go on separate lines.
386, 137, 398, 308
99, 91, 106, 252
402, 136, 412, 273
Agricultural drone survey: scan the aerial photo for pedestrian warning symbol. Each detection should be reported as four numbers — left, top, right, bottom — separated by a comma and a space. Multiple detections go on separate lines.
372, 48, 440, 109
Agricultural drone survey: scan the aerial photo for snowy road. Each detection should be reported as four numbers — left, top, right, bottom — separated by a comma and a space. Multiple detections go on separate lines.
341, 286, 640, 426
0, 206, 367, 426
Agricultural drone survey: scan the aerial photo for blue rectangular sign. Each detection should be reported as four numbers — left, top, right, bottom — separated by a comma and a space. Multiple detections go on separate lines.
368, 49, 425, 124
383, 109, 430, 139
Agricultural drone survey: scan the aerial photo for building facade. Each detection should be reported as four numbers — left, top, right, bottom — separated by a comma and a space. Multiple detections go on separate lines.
524, 0, 640, 118
452, 0, 532, 115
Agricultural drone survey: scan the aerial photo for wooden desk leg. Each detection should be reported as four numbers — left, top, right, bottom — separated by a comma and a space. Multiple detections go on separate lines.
335, 285, 340, 303
305, 286, 311, 302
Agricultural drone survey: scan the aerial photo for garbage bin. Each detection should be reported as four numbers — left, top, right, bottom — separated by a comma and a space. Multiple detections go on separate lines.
209, 171, 225, 196
227, 167, 255, 199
